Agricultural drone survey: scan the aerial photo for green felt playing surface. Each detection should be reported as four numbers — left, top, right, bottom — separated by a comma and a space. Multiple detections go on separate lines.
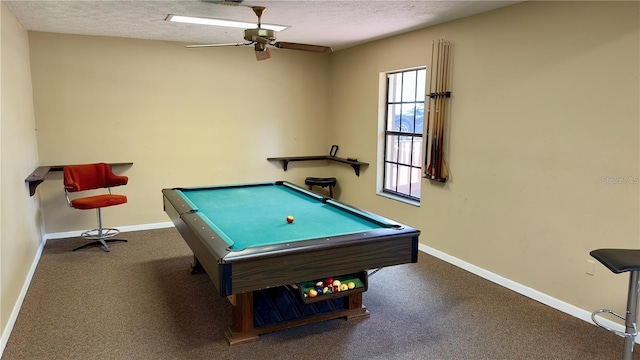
178, 183, 387, 250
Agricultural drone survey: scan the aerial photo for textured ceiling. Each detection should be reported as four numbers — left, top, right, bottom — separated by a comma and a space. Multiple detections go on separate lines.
4, 0, 522, 51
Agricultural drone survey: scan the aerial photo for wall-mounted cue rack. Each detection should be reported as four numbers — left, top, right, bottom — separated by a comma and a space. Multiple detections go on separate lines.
425, 39, 452, 183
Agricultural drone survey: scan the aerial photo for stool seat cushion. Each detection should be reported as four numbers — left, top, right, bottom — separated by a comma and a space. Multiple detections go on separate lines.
70, 194, 127, 210
590, 249, 640, 274
305, 177, 337, 187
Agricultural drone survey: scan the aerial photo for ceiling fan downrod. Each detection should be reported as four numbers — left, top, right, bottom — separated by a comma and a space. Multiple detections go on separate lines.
252, 6, 265, 28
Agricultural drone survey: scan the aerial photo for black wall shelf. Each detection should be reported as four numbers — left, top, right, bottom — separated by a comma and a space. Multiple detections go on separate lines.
267, 156, 368, 176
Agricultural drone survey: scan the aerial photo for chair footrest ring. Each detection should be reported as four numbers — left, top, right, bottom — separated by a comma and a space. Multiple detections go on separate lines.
81, 228, 120, 240
592, 309, 638, 338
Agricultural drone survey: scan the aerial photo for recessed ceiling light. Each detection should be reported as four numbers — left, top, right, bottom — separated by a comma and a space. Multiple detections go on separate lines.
165, 14, 289, 32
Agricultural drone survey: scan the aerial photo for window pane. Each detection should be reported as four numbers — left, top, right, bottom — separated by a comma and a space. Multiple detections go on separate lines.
388, 73, 402, 103
402, 71, 417, 102
410, 167, 422, 197
396, 164, 414, 194
411, 138, 423, 166
416, 69, 426, 101
386, 135, 400, 162
415, 103, 425, 134
395, 138, 414, 166
384, 162, 398, 191
387, 104, 402, 131
401, 104, 415, 133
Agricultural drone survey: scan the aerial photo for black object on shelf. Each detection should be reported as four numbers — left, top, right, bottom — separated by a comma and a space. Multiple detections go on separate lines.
267, 156, 368, 176
25, 162, 133, 196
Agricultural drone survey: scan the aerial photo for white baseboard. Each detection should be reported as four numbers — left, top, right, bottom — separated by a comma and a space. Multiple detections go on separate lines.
418, 243, 639, 345
0, 236, 47, 356
44, 221, 175, 240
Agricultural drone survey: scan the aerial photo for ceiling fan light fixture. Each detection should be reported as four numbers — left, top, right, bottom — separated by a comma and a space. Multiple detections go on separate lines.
165, 14, 288, 32
177, 6, 331, 61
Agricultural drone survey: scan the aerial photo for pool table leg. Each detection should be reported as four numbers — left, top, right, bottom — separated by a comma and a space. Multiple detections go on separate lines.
189, 255, 204, 274
224, 291, 370, 346
346, 293, 370, 320
225, 292, 260, 346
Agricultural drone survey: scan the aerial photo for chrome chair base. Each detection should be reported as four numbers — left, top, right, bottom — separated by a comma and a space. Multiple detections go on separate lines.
74, 227, 127, 252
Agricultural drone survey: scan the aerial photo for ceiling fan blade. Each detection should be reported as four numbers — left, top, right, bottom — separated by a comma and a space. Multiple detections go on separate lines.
255, 47, 271, 61
186, 43, 250, 48
273, 42, 333, 54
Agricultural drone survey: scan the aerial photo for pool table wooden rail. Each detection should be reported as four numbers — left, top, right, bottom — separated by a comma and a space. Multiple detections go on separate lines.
162, 185, 420, 297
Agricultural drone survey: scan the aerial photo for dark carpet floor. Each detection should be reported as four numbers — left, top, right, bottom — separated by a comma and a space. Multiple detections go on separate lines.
2, 227, 636, 360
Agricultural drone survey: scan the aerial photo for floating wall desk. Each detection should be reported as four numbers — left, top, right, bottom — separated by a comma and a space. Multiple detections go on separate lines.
25, 162, 133, 196
267, 156, 368, 176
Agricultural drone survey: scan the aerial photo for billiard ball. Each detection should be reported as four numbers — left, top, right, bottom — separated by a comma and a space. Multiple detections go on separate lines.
286, 215, 294, 223
347, 281, 356, 289
340, 284, 349, 291
308, 289, 318, 297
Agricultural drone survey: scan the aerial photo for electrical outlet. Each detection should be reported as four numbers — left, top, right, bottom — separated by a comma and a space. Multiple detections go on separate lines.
586, 260, 595, 276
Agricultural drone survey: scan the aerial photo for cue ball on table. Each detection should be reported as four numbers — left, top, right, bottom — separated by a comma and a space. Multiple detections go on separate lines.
286, 215, 294, 223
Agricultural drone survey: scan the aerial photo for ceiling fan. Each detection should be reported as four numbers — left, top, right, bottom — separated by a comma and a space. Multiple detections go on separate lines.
185, 6, 333, 61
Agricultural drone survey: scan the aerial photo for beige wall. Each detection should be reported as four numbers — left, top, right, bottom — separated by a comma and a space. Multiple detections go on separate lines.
2, 0, 639, 350
1, 2, 43, 345
29, 33, 332, 233
331, 1, 639, 316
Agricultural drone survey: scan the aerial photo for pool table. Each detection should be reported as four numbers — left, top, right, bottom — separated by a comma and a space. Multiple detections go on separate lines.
162, 181, 420, 345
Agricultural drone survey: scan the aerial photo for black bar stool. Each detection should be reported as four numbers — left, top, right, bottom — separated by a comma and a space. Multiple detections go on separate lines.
304, 177, 337, 198
590, 248, 640, 360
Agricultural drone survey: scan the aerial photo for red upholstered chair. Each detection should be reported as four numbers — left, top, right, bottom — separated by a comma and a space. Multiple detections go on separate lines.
63, 163, 128, 252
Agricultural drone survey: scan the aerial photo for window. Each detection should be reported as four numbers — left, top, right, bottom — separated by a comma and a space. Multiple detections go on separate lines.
382, 68, 426, 201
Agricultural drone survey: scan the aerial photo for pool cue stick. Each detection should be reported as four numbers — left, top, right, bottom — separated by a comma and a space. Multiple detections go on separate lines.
433, 39, 444, 179
436, 40, 450, 181
423, 40, 434, 177
441, 41, 451, 180
425, 40, 436, 178
427, 39, 442, 178
443, 41, 451, 179
433, 39, 445, 179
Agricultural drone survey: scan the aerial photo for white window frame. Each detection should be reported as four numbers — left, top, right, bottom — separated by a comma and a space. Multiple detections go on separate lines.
376, 67, 427, 205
